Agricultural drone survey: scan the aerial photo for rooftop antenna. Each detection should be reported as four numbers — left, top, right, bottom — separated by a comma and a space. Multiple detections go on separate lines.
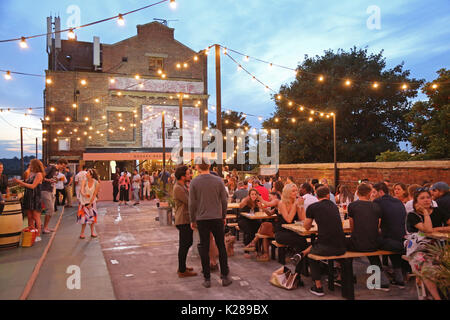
153, 18, 179, 27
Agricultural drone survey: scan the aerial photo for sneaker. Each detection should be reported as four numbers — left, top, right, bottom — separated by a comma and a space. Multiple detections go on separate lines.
243, 247, 256, 252
390, 280, 405, 289
334, 279, 342, 287
202, 280, 211, 288
221, 276, 232, 287
310, 285, 325, 297
35, 236, 42, 242
178, 270, 197, 278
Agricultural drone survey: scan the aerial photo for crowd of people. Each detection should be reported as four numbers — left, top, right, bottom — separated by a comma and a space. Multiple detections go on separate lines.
0, 159, 102, 242
170, 165, 449, 298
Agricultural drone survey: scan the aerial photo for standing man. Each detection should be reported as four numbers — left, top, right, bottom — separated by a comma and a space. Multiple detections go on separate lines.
55, 170, 67, 207
64, 167, 74, 207
74, 165, 87, 202
0, 162, 9, 196
174, 166, 197, 278
112, 170, 120, 202
41, 159, 68, 233
189, 160, 232, 288
132, 169, 141, 206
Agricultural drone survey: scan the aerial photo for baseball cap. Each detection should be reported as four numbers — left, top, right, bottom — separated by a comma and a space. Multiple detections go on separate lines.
431, 182, 449, 192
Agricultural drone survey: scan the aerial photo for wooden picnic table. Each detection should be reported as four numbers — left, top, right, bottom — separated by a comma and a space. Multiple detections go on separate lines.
226, 214, 237, 220
227, 203, 240, 209
282, 220, 351, 236
240, 211, 276, 220
425, 231, 450, 241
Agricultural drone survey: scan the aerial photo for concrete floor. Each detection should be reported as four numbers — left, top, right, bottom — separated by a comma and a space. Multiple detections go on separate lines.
1, 200, 418, 300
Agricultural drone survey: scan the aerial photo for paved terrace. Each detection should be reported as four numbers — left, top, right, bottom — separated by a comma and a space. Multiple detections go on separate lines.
0, 201, 417, 300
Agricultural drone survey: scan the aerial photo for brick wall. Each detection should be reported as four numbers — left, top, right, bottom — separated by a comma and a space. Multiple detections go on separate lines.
43, 22, 207, 162
261, 161, 450, 191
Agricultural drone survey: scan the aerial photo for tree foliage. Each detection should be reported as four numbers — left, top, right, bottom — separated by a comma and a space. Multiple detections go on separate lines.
263, 47, 423, 164
405, 68, 450, 160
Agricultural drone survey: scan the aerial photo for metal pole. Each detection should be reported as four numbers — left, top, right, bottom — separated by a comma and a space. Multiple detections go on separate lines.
20, 127, 24, 179
36, 137, 38, 160
162, 111, 166, 188
215, 44, 222, 176
179, 93, 183, 162
333, 114, 338, 191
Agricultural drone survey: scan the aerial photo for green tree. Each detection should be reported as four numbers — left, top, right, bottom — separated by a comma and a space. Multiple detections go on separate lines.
263, 47, 423, 164
405, 68, 450, 159
376, 150, 411, 162
209, 111, 251, 170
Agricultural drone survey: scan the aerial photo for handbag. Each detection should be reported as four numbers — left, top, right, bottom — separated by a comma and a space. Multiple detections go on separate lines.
269, 266, 299, 290
404, 212, 435, 257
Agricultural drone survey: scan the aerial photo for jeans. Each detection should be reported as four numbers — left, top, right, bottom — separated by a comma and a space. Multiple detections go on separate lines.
143, 182, 151, 199
133, 188, 140, 203
308, 244, 346, 281
197, 219, 229, 280
113, 185, 119, 201
119, 186, 128, 201
176, 224, 193, 273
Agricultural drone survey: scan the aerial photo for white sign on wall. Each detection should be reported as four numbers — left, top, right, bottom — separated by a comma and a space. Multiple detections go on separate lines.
142, 105, 201, 148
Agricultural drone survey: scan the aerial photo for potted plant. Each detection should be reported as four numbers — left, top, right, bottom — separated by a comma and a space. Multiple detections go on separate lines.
9, 185, 25, 201
420, 240, 450, 299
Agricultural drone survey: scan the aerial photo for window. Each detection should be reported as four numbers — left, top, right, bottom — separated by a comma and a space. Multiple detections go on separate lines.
58, 138, 70, 151
149, 57, 164, 71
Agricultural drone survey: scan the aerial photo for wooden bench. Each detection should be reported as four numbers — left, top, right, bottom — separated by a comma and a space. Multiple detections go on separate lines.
308, 250, 395, 300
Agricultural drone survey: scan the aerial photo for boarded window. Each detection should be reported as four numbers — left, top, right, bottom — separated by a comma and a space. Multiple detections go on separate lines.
149, 57, 164, 72
58, 138, 70, 151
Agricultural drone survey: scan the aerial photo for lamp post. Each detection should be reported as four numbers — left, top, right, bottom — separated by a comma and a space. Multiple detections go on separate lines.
332, 113, 338, 191
179, 93, 183, 162
215, 44, 222, 176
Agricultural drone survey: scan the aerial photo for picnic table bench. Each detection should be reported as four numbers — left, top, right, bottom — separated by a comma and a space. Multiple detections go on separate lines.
308, 250, 395, 300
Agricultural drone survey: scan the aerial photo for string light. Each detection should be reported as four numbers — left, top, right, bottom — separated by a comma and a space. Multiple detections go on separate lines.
109, 78, 116, 84
80, 79, 87, 86
117, 14, 125, 26
345, 79, 351, 86
65, 117, 71, 122
19, 37, 28, 49
161, 74, 166, 79
169, 0, 177, 9
176, 63, 181, 69
402, 84, 408, 90
50, 107, 55, 112
183, 63, 188, 68
67, 29, 76, 40
431, 84, 438, 89
193, 55, 198, 61
46, 78, 52, 84
318, 75, 324, 82
84, 117, 89, 121
72, 103, 77, 108
4, 71, 11, 80
372, 82, 379, 89
94, 98, 100, 103
244, 55, 249, 62
309, 117, 313, 122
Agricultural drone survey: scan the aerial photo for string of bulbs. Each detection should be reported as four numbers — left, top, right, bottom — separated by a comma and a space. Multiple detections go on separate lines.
0, 0, 176, 46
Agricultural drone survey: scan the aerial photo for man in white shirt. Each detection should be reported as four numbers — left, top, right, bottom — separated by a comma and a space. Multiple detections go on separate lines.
132, 169, 141, 206
299, 182, 318, 211
55, 170, 67, 207
223, 166, 230, 179
74, 166, 87, 202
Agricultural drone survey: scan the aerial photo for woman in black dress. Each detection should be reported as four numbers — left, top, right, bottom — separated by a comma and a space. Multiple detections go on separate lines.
13, 159, 45, 242
238, 189, 263, 247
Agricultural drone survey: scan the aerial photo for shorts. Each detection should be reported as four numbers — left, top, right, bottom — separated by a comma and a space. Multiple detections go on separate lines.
41, 191, 55, 216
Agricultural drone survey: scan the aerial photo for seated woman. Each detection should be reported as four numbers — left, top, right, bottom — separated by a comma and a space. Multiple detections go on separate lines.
243, 192, 281, 261
405, 188, 450, 300
275, 184, 308, 266
238, 189, 263, 247
393, 183, 409, 204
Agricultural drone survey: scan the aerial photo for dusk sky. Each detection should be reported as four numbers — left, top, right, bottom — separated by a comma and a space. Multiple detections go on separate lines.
0, 0, 449, 158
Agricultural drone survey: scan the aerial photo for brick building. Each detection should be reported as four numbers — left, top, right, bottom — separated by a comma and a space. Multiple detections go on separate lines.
42, 22, 208, 179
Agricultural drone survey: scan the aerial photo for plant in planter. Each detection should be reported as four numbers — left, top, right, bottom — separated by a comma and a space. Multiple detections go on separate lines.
420, 240, 450, 299
152, 181, 173, 207
9, 185, 25, 200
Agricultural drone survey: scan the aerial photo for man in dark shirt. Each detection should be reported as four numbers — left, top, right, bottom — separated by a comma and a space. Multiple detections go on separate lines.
346, 183, 390, 290
305, 186, 346, 296
189, 160, 232, 288
373, 182, 406, 287
430, 182, 450, 215
41, 159, 68, 233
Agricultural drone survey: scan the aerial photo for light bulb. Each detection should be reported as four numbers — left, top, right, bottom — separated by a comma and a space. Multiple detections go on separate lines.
431, 84, 438, 89
373, 82, 379, 88
109, 78, 116, 84
4, 71, 11, 80
169, 0, 177, 9
345, 80, 351, 86
318, 75, 324, 82
80, 79, 87, 86
244, 56, 249, 62
19, 37, 28, 49
46, 78, 52, 84
117, 14, 125, 26
68, 29, 76, 40
194, 55, 198, 61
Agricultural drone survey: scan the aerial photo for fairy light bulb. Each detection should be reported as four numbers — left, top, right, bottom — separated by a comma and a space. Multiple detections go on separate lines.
402, 84, 408, 90
161, 74, 166, 79
345, 80, 351, 86
194, 55, 198, 61
72, 103, 77, 108
4, 71, 12, 80
67, 29, 76, 40
80, 79, 87, 86
318, 75, 324, 82
117, 14, 125, 26
50, 107, 55, 112
223, 47, 227, 55
275, 118, 279, 123
46, 78, 52, 84
373, 82, 379, 88
299, 106, 304, 111
176, 63, 181, 69
431, 84, 438, 89
244, 56, 249, 62
309, 117, 313, 122
237, 65, 242, 72
109, 78, 116, 84
169, 0, 177, 9
19, 37, 28, 49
